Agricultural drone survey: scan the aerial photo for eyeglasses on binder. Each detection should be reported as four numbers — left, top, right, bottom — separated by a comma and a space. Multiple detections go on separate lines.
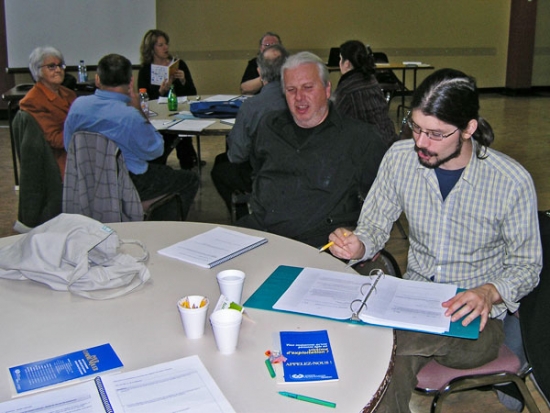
350, 269, 385, 322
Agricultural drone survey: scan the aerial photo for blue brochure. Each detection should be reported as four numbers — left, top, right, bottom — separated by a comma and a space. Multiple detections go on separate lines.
279, 330, 339, 383
9, 343, 123, 394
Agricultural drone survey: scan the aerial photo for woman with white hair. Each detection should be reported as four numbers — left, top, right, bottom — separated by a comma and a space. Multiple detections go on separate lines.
19, 46, 77, 178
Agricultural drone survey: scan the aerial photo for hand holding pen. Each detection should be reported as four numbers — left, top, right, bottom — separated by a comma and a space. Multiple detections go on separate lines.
327, 228, 365, 261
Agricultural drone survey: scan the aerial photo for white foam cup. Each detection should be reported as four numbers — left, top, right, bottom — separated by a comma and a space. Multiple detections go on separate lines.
216, 270, 246, 304
209, 309, 243, 354
177, 295, 209, 339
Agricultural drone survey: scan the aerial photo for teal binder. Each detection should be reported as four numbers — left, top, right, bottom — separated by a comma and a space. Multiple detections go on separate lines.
244, 265, 480, 339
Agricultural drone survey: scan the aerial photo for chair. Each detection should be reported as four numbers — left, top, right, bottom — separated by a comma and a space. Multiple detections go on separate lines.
230, 190, 251, 224
373, 51, 408, 122
63, 131, 183, 222
352, 249, 402, 279
415, 344, 539, 413
12, 110, 62, 231
414, 210, 550, 413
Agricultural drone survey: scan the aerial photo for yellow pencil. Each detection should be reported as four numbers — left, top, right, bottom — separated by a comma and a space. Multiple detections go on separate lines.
318, 241, 334, 253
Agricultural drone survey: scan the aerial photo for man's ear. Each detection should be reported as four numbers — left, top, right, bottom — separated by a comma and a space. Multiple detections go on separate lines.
463, 119, 478, 140
94, 74, 101, 88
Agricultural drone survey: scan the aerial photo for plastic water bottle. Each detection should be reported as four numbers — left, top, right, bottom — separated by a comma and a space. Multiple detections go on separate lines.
167, 85, 178, 111
77, 60, 88, 83
139, 88, 149, 116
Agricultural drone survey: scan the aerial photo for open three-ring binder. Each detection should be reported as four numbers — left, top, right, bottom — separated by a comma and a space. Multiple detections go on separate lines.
244, 265, 480, 339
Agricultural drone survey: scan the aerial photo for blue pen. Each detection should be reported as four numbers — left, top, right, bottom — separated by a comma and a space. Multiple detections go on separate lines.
279, 391, 336, 408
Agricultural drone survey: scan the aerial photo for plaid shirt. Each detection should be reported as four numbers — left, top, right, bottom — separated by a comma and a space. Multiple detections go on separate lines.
355, 139, 542, 317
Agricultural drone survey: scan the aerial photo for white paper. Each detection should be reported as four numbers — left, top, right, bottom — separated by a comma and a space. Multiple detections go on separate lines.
150, 64, 169, 86
0, 356, 235, 413
273, 267, 455, 333
103, 356, 235, 413
0, 380, 105, 413
157, 96, 188, 104
167, 119, 216, 132
201, 95, 240, 102
150, 119, 182, 130
158, 226, 267, 268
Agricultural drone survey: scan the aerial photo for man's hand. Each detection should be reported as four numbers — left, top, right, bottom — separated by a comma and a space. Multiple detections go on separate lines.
442, 283, 502, 331
328, 228, 365, 260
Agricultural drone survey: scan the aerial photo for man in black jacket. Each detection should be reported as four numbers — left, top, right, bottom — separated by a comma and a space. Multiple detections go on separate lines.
237, 51, 387, 247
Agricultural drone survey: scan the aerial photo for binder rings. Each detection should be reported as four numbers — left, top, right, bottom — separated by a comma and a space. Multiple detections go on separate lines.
244, 265, 480, 339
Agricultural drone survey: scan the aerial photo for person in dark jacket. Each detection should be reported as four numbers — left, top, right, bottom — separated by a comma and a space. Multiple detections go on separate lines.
332, 40, 398, 148
138, 29, 199, 169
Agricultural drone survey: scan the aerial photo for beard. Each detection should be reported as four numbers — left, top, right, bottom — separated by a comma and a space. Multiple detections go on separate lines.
415, 136, 464, 169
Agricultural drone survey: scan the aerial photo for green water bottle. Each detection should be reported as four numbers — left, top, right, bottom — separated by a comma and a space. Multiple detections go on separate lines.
167, 85, 178, 111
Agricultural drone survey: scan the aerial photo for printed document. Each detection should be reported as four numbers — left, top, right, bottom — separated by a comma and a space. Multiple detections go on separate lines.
273, 267, 456, 334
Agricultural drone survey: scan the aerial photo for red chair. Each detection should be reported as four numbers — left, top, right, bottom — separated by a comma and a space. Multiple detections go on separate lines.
415, 343, 540, 413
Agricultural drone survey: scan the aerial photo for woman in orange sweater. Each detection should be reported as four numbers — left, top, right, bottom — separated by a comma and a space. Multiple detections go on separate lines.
19, 46, 77, 178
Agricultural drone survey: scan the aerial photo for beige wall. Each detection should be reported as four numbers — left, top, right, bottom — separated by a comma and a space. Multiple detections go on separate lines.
533, 0, 550, 86
156, 0, 528, 94
13, 0, 549, 91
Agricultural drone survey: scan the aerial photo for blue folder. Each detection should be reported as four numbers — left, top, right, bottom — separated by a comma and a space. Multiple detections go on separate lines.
244, 265, 480, 339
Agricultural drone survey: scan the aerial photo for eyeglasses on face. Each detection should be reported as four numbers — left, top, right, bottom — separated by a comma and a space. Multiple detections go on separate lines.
40, 63, 66, 71
406, 118, 459, 141
261, 43, 277, 48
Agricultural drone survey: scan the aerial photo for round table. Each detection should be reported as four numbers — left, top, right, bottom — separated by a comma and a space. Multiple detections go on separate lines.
0, 222, 394, 412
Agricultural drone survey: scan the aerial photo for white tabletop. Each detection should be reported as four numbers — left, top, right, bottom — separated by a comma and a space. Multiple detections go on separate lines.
0, 222, 394, 412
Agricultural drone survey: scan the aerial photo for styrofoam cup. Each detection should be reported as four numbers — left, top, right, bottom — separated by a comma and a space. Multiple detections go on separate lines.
210, 309, 243, 354
216, 270, 246, 304
177, 295, 209, 339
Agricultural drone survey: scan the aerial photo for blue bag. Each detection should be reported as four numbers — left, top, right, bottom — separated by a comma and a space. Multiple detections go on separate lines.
189, 97, 246, 118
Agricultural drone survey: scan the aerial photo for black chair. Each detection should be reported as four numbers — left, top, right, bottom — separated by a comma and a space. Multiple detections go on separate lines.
12, 110, 62, 231
373, 51, 409, 122
373, 52, 405, 103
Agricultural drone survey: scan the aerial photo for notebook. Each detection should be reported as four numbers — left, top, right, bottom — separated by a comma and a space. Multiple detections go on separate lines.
244, 265, 480, 339
158, 226, 267, 268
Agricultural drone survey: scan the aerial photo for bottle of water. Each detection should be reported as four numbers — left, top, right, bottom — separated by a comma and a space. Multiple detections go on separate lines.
139, 88, 149, 117
77, 60, 88, 83
167, 85, 178, 111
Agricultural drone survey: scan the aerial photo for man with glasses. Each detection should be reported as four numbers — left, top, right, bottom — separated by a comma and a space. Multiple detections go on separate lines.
328, 68, 541, 412
240, 32, 281, 94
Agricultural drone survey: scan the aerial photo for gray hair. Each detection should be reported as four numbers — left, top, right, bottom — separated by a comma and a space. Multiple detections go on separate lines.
281, 51, 329, 91
257, 44, 289, 83
29, 46, 64, 81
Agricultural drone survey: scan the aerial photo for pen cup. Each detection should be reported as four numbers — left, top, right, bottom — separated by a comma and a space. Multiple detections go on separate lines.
210, 309, 243, 354
216, 270, 246, 304
177, 296, 209, 339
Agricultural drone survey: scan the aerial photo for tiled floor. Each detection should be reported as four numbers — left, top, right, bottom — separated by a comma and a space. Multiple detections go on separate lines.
1, 92, 550, 412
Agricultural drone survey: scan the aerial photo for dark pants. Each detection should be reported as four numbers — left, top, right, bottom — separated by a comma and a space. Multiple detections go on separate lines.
210, 152, 252, 219
375, 318, 504, 412
130, 163, 199, 220
150, 133, 198, 170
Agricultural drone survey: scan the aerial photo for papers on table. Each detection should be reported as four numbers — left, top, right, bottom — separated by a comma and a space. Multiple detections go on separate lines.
220, 118, 236, 126
151, 119, 215, 132
158, 96, 188, 104
201, 94, 240, 102
158, 226, 267, 268
272, 267, 461, 335
0, 356, 235, 413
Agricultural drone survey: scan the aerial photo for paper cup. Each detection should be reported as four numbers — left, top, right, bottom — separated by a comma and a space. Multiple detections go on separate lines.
177, 296, 209, 339
216, 270, 246, 304
210, 309, 243, 354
